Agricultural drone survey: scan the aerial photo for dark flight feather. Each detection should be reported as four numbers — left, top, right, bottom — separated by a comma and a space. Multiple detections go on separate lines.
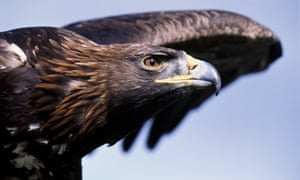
65, 10, 282, 150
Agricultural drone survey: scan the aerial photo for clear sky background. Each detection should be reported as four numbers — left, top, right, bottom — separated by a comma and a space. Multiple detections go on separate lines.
0, 1, 299, 180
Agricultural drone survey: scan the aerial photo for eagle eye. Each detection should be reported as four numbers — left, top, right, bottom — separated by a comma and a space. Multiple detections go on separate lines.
143, 56, 161, 67
141, 53, 171, 70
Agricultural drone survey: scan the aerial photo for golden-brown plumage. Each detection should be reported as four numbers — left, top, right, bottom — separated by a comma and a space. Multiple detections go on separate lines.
0, 10, 281, 180
0, 26, 220, 179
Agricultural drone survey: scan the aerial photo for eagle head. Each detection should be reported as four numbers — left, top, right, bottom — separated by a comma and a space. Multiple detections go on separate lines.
83, 43, 221, 147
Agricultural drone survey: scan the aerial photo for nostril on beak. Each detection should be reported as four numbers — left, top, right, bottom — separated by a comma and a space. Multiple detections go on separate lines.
190, 64, 198, 71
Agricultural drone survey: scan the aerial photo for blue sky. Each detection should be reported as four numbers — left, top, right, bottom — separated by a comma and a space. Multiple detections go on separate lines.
0, 1, 299, 180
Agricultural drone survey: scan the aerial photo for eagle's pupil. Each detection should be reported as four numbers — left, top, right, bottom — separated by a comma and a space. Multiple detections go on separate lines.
150, 58, 156, 66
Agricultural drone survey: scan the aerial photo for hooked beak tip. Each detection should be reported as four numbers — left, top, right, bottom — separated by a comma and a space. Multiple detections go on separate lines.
192, 58, 221, 95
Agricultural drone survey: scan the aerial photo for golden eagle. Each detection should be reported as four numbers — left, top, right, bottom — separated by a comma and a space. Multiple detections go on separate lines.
0, 10, 281, 179
64, 10, 282, 150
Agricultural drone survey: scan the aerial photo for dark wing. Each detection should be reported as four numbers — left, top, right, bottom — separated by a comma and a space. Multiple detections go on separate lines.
64, 10, 282, 150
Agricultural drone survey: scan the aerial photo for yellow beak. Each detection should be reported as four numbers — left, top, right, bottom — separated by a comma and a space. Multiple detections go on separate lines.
155, 55, 221, 94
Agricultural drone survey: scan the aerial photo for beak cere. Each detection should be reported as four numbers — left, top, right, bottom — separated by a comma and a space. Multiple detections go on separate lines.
155, 54, 221, 95
186, 55, 221, 94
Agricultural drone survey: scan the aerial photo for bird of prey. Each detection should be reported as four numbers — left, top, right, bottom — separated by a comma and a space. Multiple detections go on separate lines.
0, 10, 281, 180
64, 10, 282, 150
